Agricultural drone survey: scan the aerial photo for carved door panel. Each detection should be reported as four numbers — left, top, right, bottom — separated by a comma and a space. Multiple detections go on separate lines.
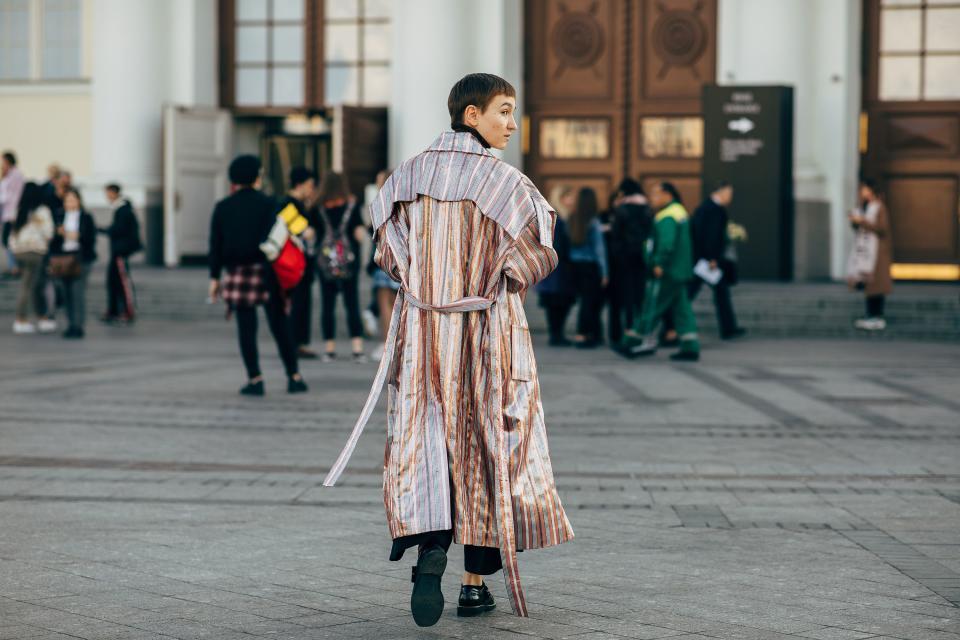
524, 0, 716, 211
862, 0, 960, 278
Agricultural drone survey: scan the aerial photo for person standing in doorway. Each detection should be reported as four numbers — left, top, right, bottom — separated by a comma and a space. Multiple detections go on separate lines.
279, 167, 319, 358
314, 172, 367, 362
49, 189, 97, 339
622, 181, 700, 361
568, 187, 608, 348
208, 154, 307, 396
848, 179, 893, 331
100, 184, 142, 324
689, 181, 746, 340
1, 151, 26, 277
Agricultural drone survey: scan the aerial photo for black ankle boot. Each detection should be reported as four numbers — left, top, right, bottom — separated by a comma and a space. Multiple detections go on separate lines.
287, 377, 308, 394
458, 582, 496, 617
410, 546, 446, 627
239, 380, 264, 396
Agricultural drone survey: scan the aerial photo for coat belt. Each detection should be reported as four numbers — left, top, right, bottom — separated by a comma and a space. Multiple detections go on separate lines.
322, 284, 529, 617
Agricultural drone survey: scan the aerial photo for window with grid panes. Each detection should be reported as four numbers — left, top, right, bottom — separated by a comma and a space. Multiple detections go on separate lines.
0, 0, 82, 81
878, 0, 960, 100
324, 0, 391, 105
234, 0, 307, 107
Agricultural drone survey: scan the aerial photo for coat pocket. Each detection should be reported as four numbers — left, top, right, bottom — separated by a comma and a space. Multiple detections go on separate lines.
511, 324, 533, 381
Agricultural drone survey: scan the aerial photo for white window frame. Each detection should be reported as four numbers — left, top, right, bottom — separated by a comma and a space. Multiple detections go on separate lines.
0, 0, 87, 86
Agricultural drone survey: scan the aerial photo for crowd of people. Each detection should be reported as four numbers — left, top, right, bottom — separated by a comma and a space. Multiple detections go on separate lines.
0, 151, 141, 338
536, 177, 748, 362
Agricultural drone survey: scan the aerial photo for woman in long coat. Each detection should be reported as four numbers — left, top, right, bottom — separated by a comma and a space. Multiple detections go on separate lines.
849, 179, 893, 330
324, 127, 575, 620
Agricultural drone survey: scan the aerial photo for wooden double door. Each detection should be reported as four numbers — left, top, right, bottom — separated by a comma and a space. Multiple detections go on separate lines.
523, 0, 716, 208
861, 0, 960, 279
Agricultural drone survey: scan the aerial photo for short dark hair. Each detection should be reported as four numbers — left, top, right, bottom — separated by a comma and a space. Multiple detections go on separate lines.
659, 181, 682, 205
105, 183, 121, 194
447, 73, 516, 127
712, 180, 731, 193
618, 177, 644, 197
228, 154, 261, 186
289, 166, 316, 189
2, 151, 16, 166
318, 171, 349, 203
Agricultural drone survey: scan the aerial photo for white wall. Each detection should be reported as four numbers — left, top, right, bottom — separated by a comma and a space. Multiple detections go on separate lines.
717, 0, 862, 278
389, 0, 525, 169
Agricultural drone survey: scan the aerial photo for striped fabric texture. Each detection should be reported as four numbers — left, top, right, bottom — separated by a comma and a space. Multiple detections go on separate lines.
324, 132, 574, 616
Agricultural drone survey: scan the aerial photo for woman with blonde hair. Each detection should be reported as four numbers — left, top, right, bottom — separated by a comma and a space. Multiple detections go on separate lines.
8, 182, 54, 334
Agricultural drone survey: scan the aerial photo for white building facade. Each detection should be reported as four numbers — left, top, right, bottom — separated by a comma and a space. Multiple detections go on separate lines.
1, 0, 955, 279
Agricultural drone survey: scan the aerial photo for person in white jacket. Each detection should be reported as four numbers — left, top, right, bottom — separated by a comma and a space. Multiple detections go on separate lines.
8, 183, 54, 334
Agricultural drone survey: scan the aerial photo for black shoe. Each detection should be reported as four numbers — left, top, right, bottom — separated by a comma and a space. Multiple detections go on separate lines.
721, 328, 747, 340
669, 350, 700, 362
240, 380, 264, 396
287, 377, 308, 394
410, 546, 446, 627
457, 583, 496, 617
62, 327, 83, 339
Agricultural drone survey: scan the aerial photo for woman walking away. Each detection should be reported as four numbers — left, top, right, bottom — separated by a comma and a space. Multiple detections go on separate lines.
568, 187, 608, 348
536, 185, 576, 346
847, 179, 893, 331
314, 172, 367, 362
49, 189, 97, 339
8, 183, 54, 334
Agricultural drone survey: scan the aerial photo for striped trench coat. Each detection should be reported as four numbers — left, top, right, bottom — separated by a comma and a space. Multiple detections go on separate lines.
325, 131, 574, 616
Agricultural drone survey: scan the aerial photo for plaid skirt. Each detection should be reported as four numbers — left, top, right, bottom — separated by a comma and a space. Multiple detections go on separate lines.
222, 263, 270, 310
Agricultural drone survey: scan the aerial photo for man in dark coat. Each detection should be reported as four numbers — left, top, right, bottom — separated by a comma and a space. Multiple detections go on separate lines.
100, 184, 142, 323
609, 178, 651, 344
689, 181, 745, 340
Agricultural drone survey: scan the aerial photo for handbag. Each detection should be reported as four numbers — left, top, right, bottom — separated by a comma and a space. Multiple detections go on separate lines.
48, 254, 82, 279
272, 238, 306, 290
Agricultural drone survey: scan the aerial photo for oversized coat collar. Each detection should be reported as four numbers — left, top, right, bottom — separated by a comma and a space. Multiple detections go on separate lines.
425, 130, 494, 157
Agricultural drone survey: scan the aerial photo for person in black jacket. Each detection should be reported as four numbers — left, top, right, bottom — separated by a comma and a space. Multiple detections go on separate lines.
278, 167, 318, 359
208, 155, 307, 396
609, 178, 652, 347
50, 188, 97, 339
688, 181, 745, 340
99, 184, 142, 323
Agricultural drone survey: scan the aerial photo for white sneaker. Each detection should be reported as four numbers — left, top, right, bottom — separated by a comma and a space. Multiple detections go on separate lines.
13, 321, 36, 334
864, 317, 886, 331
854, 317, 871, 330
361, 309, 379, 337
37, 318, 57, 333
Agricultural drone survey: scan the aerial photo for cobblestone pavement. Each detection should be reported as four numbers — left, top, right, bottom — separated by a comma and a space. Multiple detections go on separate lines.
1, 318, 958, 640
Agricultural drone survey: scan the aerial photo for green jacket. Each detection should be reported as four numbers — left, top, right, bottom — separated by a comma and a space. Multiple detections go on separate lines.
651, 201, 693, 282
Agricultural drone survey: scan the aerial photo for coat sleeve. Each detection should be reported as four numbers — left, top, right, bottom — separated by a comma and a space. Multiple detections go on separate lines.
502, 214, 559, 293
860, 204, 889, 237
652, 217, 677, 269
208, 203, 223, 279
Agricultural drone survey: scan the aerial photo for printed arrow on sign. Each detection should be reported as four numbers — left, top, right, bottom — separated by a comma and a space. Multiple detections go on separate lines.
728, 117, 755, 134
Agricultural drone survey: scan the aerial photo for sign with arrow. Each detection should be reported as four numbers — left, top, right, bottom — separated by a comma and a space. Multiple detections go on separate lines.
728, 117, 755, 134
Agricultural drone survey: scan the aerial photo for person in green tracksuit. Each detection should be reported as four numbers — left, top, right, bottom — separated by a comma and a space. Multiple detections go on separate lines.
620, 181, 700, 361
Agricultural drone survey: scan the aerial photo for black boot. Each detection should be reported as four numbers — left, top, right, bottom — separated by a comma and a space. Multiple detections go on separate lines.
457, 582, 496, 617
287, 376, 308, 394
239, 380, 264, 396
410, 546, 446, 627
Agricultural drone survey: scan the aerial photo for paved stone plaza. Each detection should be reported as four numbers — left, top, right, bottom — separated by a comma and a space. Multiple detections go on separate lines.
1, 316, 959, 639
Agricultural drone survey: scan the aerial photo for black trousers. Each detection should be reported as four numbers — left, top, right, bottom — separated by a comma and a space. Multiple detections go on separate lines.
539, 292, 574, 342
289, 266, 314, 346
106, 255, 136, 319
611, 256, 645, 340
390, 530, 503, 576
866, 294, 885, 317
571, 261, 603, 341
320, 276, 363, 341
234, 297, 298, 380
688, 277, 738, 336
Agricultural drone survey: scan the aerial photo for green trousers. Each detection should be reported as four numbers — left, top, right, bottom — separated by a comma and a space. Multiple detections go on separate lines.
628, 277, 700, 354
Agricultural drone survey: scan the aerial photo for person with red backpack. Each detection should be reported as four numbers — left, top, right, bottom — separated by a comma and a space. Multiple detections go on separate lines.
314, 172, 367, 363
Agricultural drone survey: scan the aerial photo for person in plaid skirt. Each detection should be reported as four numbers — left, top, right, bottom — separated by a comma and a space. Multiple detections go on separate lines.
207, 155, 307, 396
